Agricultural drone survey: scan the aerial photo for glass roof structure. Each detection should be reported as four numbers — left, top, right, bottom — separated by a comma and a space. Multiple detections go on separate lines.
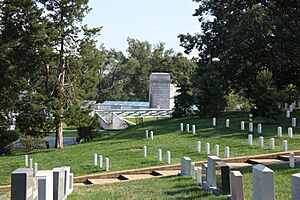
102, 101, 149, 107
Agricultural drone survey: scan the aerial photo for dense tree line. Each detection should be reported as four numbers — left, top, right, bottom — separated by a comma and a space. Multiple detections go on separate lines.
178, 0, 300, 117
0, 1, 196, 153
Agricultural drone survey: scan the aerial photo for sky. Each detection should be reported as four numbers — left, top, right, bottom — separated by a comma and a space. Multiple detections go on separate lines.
83, 0, 200, 55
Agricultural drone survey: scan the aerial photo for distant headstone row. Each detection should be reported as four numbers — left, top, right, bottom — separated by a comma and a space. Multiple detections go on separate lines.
143, 146, 171, 165
196, 141, 230, 158
180, 123, 197, 134
93, 153, 109, 171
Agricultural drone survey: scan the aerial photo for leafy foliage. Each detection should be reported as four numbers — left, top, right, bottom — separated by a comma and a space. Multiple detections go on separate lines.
195, 61, 227, 117
251, 70, 281, 121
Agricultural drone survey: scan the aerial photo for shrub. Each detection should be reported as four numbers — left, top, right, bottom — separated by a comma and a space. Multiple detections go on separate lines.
0, 129, 19, 156
19, 134, 44, 152
251, 70, 281, 121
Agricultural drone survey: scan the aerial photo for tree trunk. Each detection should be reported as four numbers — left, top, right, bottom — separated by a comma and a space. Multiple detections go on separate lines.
55, 120, 63, 148
55, 3, 65, 149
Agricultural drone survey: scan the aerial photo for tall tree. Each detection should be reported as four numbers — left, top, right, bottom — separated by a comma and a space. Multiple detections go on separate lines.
35, 0, 101, 148
179, 1, 300, 96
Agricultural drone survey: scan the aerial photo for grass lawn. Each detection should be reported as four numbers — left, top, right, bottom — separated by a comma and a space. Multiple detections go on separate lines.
68, 162, 300, 200
68, 176, 227, 200
0, 111, 300, 187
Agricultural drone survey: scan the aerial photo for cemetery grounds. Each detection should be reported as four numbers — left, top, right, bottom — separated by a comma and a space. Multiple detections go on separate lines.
1, 111, 300, 199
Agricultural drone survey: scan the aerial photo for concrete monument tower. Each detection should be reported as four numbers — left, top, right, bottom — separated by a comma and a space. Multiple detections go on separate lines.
149, 73, 171, 109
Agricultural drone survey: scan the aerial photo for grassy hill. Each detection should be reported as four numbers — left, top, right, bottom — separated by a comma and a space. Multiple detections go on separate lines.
0, 111, 299, 187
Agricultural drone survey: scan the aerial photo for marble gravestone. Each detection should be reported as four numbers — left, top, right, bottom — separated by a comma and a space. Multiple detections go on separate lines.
205, 156, 222, 188
35, 170, 53, 200
230, 171, 244, 200
252, 165, 275, 200
63, 166, 71, 196
180, 157, 192, 176
11, 168, 34, 200
53, 167, 65, 200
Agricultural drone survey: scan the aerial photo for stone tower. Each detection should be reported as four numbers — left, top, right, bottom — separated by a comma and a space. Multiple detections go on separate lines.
149, 73, 171, 109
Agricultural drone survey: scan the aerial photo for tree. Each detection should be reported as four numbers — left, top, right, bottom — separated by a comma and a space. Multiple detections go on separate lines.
37, 0, 101, 148
251, 70, 281, 121
179, 1, 300, 95
195, 61, 227, 116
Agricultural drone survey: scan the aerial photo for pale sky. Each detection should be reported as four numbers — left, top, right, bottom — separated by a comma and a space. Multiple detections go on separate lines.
84, 0, 200, 55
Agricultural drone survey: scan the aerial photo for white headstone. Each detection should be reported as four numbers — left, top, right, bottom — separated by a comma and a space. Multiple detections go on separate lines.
257, 124, 262, 134
230, 171, 244, 200
197, 167, 202, 185
213, 118, 217, 127
286, 110, 291, 118
206, 143, 210, 155
158, 149, 162, 162
25, 155, 28, 167
180, 123, 184, 132
226, 119, 230, 128
269, 138, 275, 150
143, 146, 147, 158
93, 154, 97, 166
282, 140, 288, 151
259, 136, 264, 148
191, 163, 195, 179
290, 152, 295, 168
252, 164, 274, 200
192, 125, 196, 134
34, 163, 38, 176
206, 156, 222, 187
288, 127, 293, 138
69, 173, 74, 194
249, 122, 253, 132
145, 130, 149, 138
30, 158, 33, 169
181, 157, 192, 176
292, 173, 300, 200
99, 155, 103, 168
214, 144, 219, 157
248, 134, 253, 145
166, 151, 171, 165
292, 118, 297, 127
278, 103, 281, 109
186, 124, 190, 132
105, 158, 109, 171
225, 146, 230, 158
63, 166, 71, 196
241, 121, 245, 131
197, 141, 201, 153
35, 170, 53, 200
277, 126, 282, 137
150, 131, 154, 140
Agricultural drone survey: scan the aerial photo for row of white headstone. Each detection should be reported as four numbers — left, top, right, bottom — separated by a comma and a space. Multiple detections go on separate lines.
180, 123, 197, 134
213, 118, 297, 135
16, 155, 74, 200
142, 146, 171, 165
196, 141, 230, 158
93, 153, 109, 171
145, 130, 154, 140
247, 134, 289, 150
